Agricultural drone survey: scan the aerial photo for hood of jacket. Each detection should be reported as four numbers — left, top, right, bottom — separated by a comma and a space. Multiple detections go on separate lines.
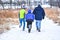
28, 9, 31, 13
38, 4, 42, 8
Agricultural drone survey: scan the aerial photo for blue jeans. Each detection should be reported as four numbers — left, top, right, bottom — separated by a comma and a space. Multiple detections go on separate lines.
36, 20, 41, 30
19, 18, 25, 30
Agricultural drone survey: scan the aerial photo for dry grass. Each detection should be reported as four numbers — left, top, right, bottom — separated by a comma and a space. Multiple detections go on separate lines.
45, 8, 60, 24
0, 18, 19, 34
0, 24, 10, 34
0, 8, 60, 34
0, 10, 19, 18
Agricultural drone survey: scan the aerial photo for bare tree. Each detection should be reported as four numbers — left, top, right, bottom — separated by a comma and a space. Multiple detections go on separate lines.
0, 0, 4, 9
10, 0, 12, 9
58, 0, 60, 8
49, 0, 60, 8
17, 1, 21, 6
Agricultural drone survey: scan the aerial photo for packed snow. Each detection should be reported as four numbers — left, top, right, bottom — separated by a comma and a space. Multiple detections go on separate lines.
0, 17, 60, 40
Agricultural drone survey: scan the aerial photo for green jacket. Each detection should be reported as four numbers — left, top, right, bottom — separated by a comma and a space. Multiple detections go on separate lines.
19, 9, 26, 18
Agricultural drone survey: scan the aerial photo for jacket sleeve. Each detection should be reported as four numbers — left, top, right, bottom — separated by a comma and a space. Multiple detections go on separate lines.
42, 9, 45, 19
24, 10, 26, 18
33, 8, 36, 15
25, 14, 26, 19
25, 14, 28, 20
32, 14, 35, 20
18, 12, 20, 18
19, 10, 20, 18
18, 12, 20, 21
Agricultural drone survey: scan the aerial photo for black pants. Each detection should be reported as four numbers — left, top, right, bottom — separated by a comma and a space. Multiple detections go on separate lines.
26, 19, 33, 28
26, 19, 33, 33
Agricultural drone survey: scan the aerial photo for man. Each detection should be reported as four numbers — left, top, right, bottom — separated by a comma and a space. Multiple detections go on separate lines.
19, 8, 26, 31
33, 4, 45, 32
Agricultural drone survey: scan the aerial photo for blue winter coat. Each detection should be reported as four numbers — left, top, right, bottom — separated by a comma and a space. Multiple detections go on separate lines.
33, 5, 45, 20
25, 10, 35, 21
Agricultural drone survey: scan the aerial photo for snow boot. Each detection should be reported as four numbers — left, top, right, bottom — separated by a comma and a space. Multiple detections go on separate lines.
38, 29, 41, 32
19, 25, 21, 28
28, 29, 31, 33
23, 26, 25, 31
28, 25, 32, 33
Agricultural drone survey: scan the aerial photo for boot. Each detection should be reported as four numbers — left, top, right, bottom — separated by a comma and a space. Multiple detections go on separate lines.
28, 25, 32, 33
23, 26, 25, 31
28, 29, 31, 33
19, 25, 21, 28
38, 29, 41, 32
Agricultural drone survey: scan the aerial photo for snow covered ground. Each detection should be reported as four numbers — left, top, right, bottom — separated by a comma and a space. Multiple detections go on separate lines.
0, 17, 60, 40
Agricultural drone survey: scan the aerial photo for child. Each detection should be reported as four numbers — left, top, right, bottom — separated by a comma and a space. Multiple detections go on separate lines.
19, 8, 26, 31
25, 9, 34, 33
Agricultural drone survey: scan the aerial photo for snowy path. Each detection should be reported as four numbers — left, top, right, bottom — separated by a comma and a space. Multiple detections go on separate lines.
0, 17, 60, 40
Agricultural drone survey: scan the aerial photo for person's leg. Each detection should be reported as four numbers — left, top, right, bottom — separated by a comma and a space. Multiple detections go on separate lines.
19, 19, 22, 28
36, 20, 38, 30
28, 22, 32, 29
30, 22, 32, 29
27, 21, 29, 28
23, 18, 25, 31
38, 20, 41, 32
26, 21, 30, 33
28, 22, 32, 33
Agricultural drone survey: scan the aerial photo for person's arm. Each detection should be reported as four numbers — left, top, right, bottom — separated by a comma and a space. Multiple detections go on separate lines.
33, 8, 36, 15
24, 10, 26, 18
42, 9, 45, 19
33, 14, 35, 20
25, 14, 26, 19
32, 14, 35, 21
18, 11, 20, 21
